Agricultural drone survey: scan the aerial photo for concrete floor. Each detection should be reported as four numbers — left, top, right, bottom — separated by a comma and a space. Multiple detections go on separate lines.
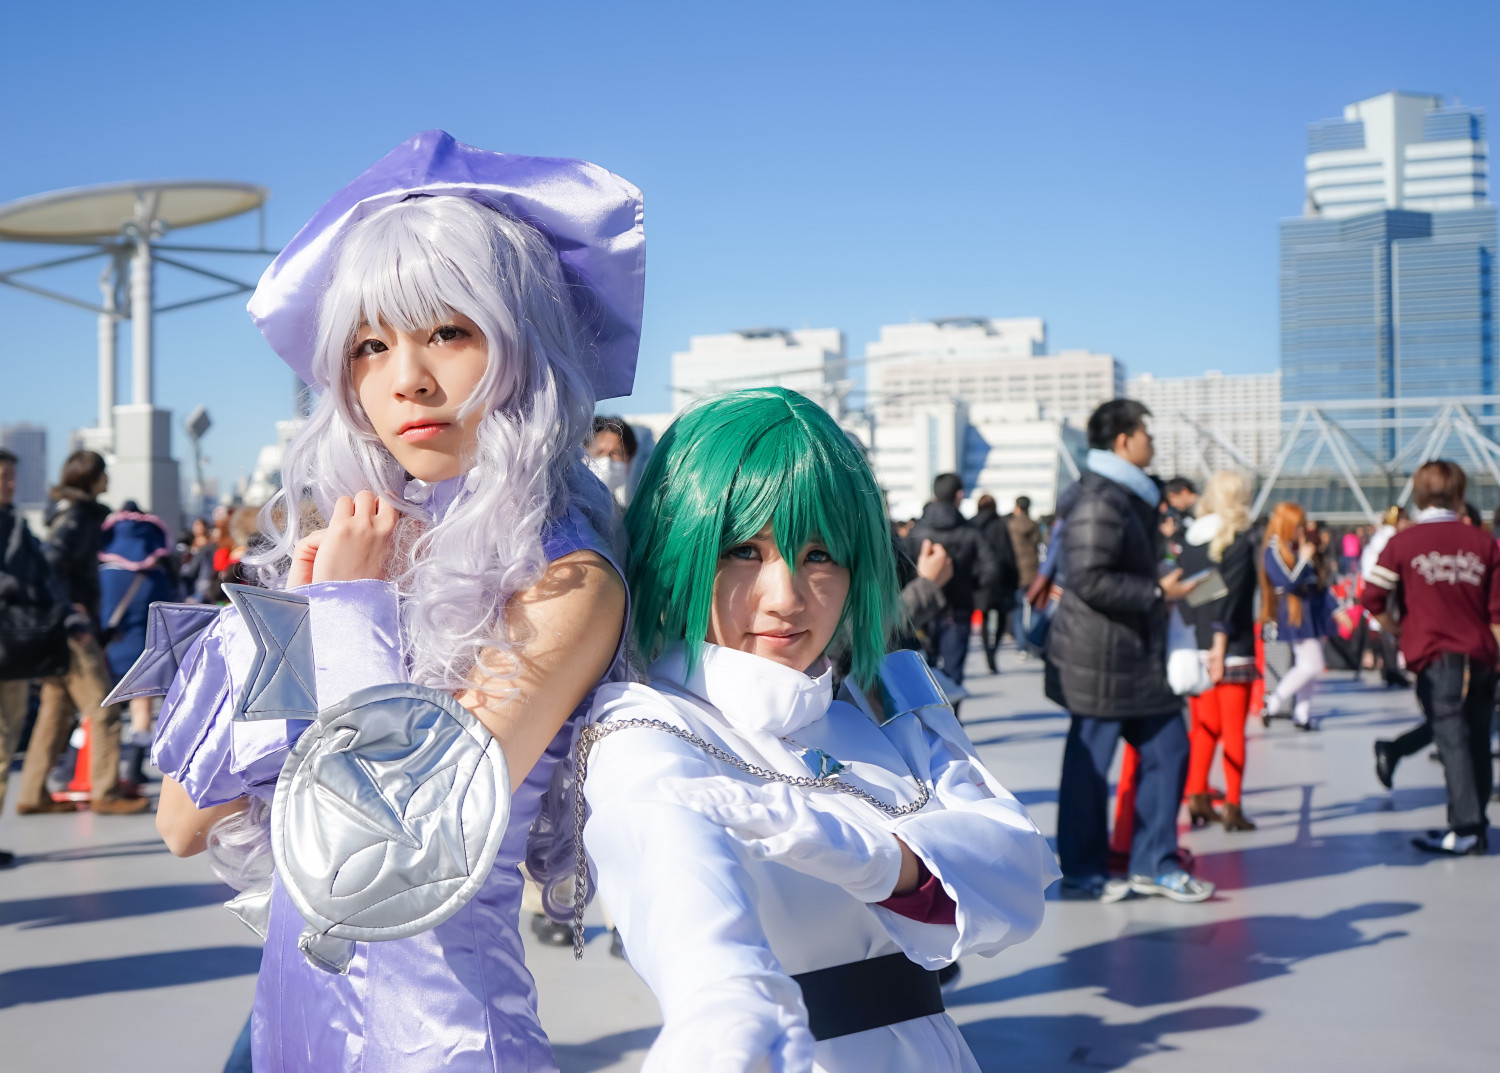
1, 645, 1495, 1072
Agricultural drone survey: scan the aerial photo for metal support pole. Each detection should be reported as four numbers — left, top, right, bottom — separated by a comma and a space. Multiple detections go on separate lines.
130, 230, 153, 405
1309, 410, 1378, 522
1251, 407, 1311, 518
97, 255, 118, 431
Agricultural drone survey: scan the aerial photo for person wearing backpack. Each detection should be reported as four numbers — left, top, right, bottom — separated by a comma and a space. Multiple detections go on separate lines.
0, 448, 73, 864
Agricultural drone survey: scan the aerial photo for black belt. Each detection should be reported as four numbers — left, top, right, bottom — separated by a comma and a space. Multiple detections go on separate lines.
792, 952, 945, 1041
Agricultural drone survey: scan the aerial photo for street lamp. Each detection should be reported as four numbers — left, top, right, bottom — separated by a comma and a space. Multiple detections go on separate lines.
184, 405, 212, 520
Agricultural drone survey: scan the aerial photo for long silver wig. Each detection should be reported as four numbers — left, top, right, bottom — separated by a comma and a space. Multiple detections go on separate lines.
234, 195, 620, 911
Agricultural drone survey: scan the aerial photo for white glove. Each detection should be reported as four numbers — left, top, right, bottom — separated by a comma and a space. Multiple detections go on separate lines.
644, 976, 814, 1073
664, 776, 903, 903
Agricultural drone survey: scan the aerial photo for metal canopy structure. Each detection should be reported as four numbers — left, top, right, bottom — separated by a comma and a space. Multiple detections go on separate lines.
1158, 396, 1500, 524
0, 180, 273, 427
0, 179, 275, 531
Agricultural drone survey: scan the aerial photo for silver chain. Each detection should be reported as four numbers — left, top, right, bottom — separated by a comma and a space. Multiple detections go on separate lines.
570, 716, 931, 959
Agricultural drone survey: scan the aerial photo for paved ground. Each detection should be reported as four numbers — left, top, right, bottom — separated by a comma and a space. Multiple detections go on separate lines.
1, 645, 1496, 1072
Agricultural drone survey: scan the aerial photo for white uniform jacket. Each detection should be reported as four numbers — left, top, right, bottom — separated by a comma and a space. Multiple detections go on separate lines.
581, 644, 1060, 1072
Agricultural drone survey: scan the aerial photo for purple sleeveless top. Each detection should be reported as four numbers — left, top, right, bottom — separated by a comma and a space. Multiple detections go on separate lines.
153, 504, 625, 1072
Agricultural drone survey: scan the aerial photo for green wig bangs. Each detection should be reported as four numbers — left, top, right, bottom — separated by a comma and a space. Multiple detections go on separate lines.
624, 387, 901, 687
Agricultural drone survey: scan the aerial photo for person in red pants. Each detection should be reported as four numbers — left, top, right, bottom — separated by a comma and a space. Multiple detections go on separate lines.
1178, 471, 1261, 831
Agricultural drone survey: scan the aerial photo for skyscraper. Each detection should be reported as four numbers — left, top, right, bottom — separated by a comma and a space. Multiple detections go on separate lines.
1, 422, 48, 510
1281, 91, 1495, 459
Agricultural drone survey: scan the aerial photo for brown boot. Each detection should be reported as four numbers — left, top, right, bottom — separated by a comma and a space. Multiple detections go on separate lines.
1186, 793, 1221, 828
91, 795, 150, 815
16, 799, 78, 815
1222, 803, 1256, 832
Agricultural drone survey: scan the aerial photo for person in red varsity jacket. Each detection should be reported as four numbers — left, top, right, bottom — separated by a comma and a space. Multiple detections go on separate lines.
1362, 460, 1500, 856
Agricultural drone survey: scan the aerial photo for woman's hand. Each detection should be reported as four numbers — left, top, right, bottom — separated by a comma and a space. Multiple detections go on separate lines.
915, 538, 954, 588
287, 491, 398, 587
1208, 633, 1228, 685
1159, 568, 1201, 602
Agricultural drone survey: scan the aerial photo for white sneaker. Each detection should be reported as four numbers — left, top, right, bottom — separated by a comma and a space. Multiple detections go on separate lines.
1412, 829, 1485, 856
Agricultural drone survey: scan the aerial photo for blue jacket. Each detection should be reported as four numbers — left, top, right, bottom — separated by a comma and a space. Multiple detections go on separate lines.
1261, 537, 1331, 642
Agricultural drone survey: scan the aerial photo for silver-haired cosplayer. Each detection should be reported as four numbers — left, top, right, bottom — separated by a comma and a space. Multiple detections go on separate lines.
115, 131, 642, 1072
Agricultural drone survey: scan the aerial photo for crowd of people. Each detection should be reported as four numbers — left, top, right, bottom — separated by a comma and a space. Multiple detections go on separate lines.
892, 399, 1499, 905
0, 130, 1492, 1073
0, 445, 283, 868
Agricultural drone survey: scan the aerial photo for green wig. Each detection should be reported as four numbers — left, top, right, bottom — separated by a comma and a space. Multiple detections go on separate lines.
624, 387, 901, 688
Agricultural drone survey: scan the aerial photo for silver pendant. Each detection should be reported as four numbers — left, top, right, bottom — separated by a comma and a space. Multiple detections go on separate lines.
796, 746, 845, 779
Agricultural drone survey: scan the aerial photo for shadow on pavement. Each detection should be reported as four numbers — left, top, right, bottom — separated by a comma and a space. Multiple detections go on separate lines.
1011, 788, 1059, 808
1245, 785, 1449, 831
960, 1005, 1260, 1072
0, 946, 261, 1007
18, 838, 172, 865
553, 1026, 660, 1073
949, 902, 1416, 1010
967, 728, 1068, 749
1192, 784, 1466, 890
0, 882, 232, 928
960, 709, 1065, 729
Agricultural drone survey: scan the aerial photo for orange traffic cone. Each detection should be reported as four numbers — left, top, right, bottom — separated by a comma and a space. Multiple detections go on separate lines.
53, 719, 92, 803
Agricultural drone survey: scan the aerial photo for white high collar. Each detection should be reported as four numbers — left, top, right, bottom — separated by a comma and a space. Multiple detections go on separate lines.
1416, 506, 1458, 524
651, 643, 833, 738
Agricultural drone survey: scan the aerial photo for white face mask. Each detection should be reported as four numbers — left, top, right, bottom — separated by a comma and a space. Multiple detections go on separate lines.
586, 454, 630, 506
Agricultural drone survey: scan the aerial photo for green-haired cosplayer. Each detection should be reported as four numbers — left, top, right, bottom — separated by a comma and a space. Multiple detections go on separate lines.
577, 388, 1057, 1073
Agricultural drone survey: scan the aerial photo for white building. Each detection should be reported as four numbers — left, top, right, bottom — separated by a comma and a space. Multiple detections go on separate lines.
1127, 370, 1281, 482
239, 419, 305, 507
865, 317, 1122, 428
670, 328, 846, 414
1305, 91, 1488, 218
859, 401, 1086, 522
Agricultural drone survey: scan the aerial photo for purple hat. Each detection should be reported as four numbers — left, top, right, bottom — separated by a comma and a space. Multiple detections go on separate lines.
247, 131, 645, 401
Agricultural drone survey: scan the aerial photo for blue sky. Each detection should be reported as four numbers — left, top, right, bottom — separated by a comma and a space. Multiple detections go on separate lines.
2, 0, 1497, 496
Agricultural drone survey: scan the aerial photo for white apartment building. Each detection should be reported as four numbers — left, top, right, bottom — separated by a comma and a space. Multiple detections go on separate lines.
1305, 91, 1488, 217
857, 401, 1086, 521
670, 327, 846, 414
637, 317, 1106, 520
1127, 370, 1281, 482
865, 317, 1122, 428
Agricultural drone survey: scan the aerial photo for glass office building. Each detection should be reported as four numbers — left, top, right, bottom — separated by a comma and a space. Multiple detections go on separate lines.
1281, 92, 1495, 461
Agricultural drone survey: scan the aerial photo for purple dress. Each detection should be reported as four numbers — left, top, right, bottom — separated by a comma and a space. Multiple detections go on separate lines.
153, 506, 624, 1072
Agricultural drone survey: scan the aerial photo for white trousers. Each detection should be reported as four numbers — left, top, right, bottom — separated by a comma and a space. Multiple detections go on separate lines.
1270, 637, 1325, 723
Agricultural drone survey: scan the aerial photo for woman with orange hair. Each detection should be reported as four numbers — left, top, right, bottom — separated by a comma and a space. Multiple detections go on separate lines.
1258, 502, 1332, 730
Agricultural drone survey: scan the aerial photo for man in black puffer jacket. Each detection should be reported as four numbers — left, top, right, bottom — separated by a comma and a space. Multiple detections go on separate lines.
906, 473, 999, 691
1046, 400, 1212, 904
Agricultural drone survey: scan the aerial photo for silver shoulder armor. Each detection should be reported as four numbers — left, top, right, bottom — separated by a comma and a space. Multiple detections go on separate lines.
874, 649, 954, 725
271, 682, 511, 974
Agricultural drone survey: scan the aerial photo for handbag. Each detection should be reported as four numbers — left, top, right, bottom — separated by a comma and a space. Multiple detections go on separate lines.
0, 513, 71, 680
1167, 605, 1211, 696
0, 599, 71, 680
